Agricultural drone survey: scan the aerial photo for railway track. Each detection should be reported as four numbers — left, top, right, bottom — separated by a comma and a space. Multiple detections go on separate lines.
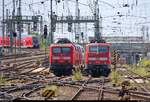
71, 76, 92, 100
117, 67, 150, 95
0, 48, 47, 60
127, 71, 150, 94
10, 77, 150, 100
1, 50, 150, 100
13, 77, 112, 100
1, 72, 150, 101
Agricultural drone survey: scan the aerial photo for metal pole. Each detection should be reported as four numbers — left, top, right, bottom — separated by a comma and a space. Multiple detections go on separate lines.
50, 0, 53, 44
18, 0, 22, 54
40, 16, 43, 40
12, 0, 15, 31
2, 0, 5, 52
14, 37, 16, 64
45, 38, 46, 58
6, 9, 9, 37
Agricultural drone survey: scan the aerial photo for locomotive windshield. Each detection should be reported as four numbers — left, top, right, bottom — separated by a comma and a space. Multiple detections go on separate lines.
52, 47, 71, 54
89, 46, 108, 52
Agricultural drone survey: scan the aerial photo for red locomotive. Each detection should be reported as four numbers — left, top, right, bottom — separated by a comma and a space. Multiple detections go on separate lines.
85, 43, 111, 77
49, 39, 84, 76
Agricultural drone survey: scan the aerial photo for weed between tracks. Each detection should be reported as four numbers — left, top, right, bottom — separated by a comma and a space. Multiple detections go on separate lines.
139, 58, 150, 68
130, 67, 150, 77
109, 69, 125, 86
42, 85, 59, 98
129, 58, 150, 77
72, 68, 83, 81
0, 75, 6, 86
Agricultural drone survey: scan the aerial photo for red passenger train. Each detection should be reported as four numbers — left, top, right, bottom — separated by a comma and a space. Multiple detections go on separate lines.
49, 42, 84, 76
85, 43, 111, 77
22, 36, 39, 48
0, 36, 22, 47
0, 36, 39, 48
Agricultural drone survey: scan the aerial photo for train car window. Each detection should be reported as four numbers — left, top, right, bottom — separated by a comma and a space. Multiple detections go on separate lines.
52, 48, 61, 53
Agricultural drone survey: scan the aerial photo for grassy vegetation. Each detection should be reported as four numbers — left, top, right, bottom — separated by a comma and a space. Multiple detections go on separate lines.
109, 58, 150, 88
0, 75, 6, 86
42, 85, 59, 98
139, 58, 150, 68
129, 67, 150, 77
125, 58, 150, 77
40, 39, 46, 49
122, 64, 130, 68
72, 67, 83, 81
109, 69, 125, 86
36, 59, 41, 66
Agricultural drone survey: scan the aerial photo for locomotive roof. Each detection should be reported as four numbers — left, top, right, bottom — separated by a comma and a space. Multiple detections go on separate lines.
50, 43, 83, 48
86, 43, 111, 46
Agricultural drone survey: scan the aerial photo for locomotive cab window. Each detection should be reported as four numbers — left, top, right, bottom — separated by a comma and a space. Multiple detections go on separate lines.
52, 47, 71, 54
52, 48, 61, 53
98, 46, 108, 52
89, 46, 98, 52
62, 48, 71, 54
89, 46, 108, 52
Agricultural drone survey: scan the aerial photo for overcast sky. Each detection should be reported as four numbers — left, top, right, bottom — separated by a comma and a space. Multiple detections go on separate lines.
0, 0, 150, 39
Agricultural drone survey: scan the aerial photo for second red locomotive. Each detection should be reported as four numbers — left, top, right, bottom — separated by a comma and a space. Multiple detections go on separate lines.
85, 43, 111, 77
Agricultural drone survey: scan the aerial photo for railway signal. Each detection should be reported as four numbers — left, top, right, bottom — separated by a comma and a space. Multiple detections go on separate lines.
13, 32, 17, 37
52, 14, 57, 32
33, 22, 37, 31
68, 22, 72, 32
135, 54, 140, 64
44, 25, 47, 39
44, 25, 48, 59
68, 16, 73, 32
81, 32, 84, 39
